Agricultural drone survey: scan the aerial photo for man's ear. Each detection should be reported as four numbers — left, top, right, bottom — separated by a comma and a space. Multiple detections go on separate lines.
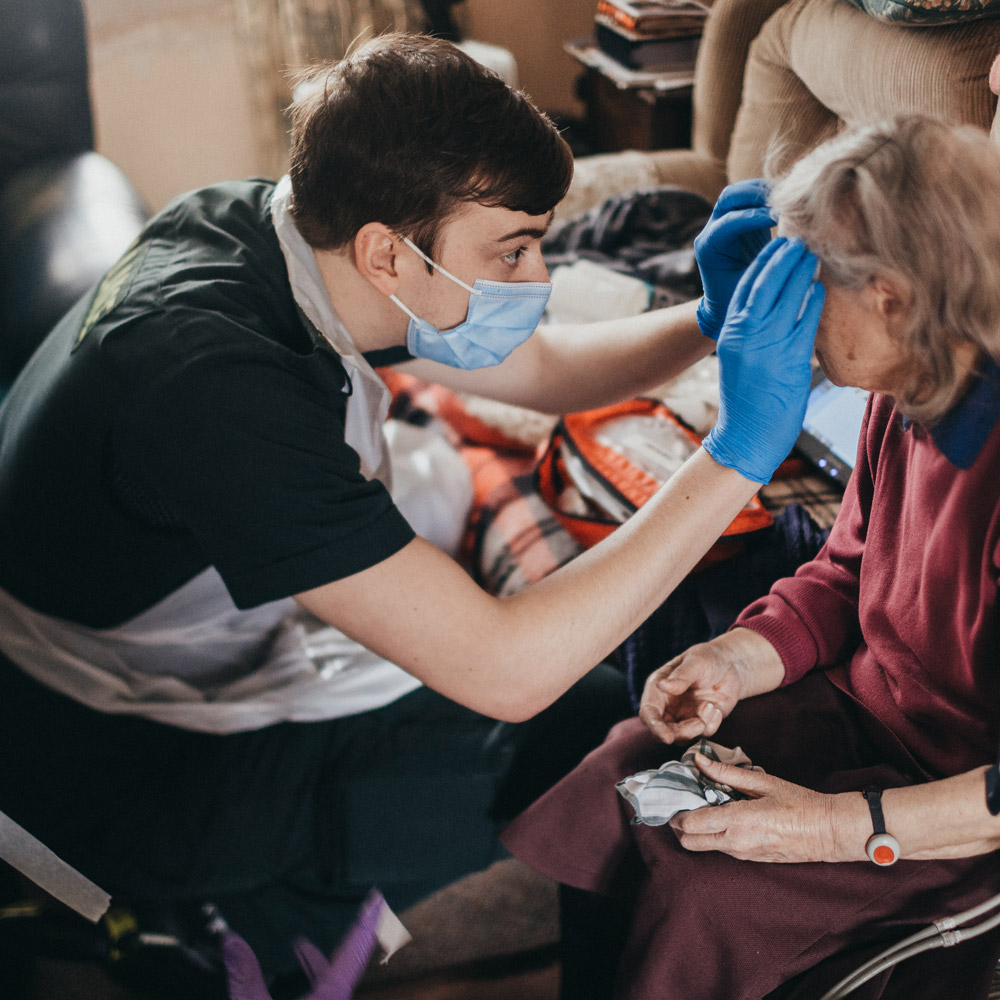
353, 222, 402, 295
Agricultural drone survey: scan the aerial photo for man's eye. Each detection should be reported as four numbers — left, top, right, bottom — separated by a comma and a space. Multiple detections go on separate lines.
503, 247, 526, 266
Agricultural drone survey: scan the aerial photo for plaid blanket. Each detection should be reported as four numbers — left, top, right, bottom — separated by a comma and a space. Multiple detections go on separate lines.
761, 459, 842, 531
380, 370, 842, 600
380, 370, 582, 595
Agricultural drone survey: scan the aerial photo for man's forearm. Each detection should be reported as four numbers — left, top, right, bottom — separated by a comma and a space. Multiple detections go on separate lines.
526, 298, 713, 413
497, 449, 761, 713
297, 448, 762, 721
403, 298, 713, 414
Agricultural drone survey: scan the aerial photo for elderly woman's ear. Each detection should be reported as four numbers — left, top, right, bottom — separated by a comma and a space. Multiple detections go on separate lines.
868, 274, 908, 329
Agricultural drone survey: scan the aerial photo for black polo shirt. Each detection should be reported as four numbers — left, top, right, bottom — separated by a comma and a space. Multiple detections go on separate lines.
0, 180, 414, 627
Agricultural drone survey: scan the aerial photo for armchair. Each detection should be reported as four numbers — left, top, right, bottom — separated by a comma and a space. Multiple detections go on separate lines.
0, 0, 148, 394
559, 0, 1000, 220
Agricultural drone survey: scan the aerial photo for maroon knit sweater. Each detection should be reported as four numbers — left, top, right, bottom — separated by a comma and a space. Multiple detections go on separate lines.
736, 383, 1000, 779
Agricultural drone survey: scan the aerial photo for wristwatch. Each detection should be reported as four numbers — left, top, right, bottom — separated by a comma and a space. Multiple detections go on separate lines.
986, 734, 1000, 815
862, 787, 900, 866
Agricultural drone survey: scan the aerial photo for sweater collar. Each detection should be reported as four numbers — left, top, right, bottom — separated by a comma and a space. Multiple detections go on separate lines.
923, 360, 1000, 469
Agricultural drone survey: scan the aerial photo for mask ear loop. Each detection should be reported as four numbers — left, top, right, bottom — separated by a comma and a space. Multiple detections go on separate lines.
397, 236, 482, 296
387, 294, 420, 322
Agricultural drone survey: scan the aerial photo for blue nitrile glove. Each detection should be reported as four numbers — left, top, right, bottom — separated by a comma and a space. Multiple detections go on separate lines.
703, 237, 825, 483
694, 179, 776, 341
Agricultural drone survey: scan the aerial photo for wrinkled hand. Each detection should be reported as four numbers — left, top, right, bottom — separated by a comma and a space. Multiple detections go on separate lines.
703, 236, 824, 483
639, 642, 745, 745
669, 753, 843, 863
694, 179, 776, 341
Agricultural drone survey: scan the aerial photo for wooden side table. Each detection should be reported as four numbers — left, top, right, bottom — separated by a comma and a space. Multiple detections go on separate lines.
565, 39, 694, 153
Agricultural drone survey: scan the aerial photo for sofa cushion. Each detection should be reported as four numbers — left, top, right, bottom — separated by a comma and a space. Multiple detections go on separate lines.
844, 0, 1000, 25
727, 0, 1000, 181
0, 0, 94, 186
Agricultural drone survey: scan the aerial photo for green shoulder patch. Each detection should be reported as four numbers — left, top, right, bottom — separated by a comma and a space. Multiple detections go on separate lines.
74, 240, 149, 349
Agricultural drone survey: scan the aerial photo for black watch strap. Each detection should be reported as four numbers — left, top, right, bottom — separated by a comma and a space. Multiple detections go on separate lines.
863, 787, 888, 834
987, 736, 1000, 816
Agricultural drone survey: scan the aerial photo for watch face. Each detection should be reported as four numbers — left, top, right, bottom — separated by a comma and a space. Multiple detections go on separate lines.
866, 833, 900, 866
871, 843, 895, 865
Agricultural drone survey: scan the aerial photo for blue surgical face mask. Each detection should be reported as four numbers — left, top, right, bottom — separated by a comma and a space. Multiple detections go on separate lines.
389, 236, 551, 369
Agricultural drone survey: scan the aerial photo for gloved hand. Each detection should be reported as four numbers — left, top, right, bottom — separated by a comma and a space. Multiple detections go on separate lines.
703, 237, 824, 483
694, 179, 776, 341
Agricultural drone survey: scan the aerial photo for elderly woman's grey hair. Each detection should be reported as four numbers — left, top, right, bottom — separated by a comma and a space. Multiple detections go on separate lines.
768, 114, 1000, 424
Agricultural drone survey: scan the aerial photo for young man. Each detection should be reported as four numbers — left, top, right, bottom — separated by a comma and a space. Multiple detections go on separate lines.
0, 33, 821, 977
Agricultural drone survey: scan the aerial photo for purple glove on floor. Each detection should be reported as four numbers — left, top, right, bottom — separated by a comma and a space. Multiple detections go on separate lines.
222, 891, 386, 1000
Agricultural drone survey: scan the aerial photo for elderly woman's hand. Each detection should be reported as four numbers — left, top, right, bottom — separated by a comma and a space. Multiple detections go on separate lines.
639, 628, 785, 744
668, 753, 861, 863
639, 643, 743, 745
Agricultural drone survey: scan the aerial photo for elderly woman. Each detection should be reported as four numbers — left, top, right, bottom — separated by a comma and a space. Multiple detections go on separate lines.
502, 115, 1000, 1000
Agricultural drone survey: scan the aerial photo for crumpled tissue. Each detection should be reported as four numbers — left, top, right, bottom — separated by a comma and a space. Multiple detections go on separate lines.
617, 738, 759, 826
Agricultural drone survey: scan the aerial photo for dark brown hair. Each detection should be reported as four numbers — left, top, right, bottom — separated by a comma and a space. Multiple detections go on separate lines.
288, 33, 573, 255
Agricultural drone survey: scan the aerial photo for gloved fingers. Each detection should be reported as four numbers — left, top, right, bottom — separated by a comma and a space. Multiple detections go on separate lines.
221, 932, 272, 1000
705, 235, 824, 483
741, 239, 817, 323
718, 207, 777, 264
696, 203, 774, 252
294, 937, 328, 986
789, 279, 826, 367
727, 235, 790, 314
699, 205, 776, 256
710, 178, 772, 217
751, 279, 824, 436
755, 249, 822, 340
797, 278, 826, 335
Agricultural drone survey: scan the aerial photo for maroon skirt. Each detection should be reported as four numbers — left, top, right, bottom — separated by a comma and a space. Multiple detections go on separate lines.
502, 673, 1000, 999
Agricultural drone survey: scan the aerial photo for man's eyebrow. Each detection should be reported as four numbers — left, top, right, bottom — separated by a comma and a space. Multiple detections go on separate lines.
494, 225, 550, 243
494, 213, 554, 244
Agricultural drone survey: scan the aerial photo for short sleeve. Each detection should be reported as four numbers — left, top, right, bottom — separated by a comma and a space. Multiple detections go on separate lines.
112, 343, 415, 608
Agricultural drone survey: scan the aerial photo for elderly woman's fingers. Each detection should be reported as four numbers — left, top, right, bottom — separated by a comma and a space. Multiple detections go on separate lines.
668, 772, 840, 862
692, 753, 773, 797
653, 655, 713, 694
636, 700, 673, 742
670, 805, 729, 838
640, 643, 747, 744
697, 701, 725, 736
638, 703, 707, 743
